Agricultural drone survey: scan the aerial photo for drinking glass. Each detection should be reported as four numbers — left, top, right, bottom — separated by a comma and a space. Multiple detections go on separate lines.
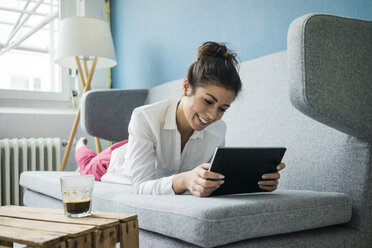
60, 174, 94, 218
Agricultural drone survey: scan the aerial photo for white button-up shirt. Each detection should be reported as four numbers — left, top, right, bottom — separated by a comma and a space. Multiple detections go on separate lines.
101, 98, 226, 194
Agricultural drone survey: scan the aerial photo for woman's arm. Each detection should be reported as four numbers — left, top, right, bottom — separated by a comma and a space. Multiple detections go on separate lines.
126, 110, 175, 194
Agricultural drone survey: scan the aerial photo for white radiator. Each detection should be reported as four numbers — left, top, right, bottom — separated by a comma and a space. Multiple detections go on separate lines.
0, 137, 61, 206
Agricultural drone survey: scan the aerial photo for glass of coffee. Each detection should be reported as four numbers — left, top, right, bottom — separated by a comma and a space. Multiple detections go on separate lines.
60, 174, 94, 218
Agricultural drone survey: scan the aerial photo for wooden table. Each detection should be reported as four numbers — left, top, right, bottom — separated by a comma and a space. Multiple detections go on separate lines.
0, 205, 138, 248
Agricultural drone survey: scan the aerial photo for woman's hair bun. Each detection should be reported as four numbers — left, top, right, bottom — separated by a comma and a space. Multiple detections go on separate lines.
186, 41, 242, 97
196, 41, 238, 67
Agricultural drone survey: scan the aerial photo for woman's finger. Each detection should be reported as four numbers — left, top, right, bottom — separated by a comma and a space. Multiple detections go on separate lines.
262, 172, 280, 180
258, 179, 278, 186
200, 163, 211, 170
192, 184, 219, 197
197, 164, 224, 180
259, 185, 277, 192
277, 163, 286, 171
197, 177, 224, 188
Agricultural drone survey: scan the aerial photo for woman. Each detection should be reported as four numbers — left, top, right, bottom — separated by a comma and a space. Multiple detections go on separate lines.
75, 41, 285, 197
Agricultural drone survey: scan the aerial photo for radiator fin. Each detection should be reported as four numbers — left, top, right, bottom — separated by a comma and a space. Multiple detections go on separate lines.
0, 137, 61, 206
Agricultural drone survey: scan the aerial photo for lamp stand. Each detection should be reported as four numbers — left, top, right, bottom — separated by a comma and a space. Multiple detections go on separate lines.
59, 56, 102, 171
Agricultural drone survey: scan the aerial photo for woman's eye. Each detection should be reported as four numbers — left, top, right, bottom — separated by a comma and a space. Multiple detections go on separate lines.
219, 108, 227, 113
204, 99, 213, 105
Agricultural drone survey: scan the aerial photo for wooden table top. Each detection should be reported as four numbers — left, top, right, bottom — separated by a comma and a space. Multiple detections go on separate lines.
0, 205, 138, 248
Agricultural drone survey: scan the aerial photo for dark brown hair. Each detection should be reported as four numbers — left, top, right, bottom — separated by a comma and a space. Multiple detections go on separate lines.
186, 41, 242, 97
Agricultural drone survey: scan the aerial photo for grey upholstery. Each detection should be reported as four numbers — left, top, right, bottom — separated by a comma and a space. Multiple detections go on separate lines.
287, 14, 372, 235
20, 171, 352, 248
80, 89, 148, 141
288, 14, 372, 140
20, 14, 372, 247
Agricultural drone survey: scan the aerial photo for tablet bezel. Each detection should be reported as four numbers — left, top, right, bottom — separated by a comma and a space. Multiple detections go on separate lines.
208, 147, 286, 196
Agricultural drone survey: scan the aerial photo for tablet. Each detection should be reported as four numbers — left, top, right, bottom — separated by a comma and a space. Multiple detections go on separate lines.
208, 147, 286, 196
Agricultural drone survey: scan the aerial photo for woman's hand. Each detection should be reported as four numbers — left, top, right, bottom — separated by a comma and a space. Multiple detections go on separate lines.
173, 163, 224, 197
258, 163, 286, 192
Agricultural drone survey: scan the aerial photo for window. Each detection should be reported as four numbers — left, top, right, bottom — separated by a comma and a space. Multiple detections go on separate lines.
0, 0, 69, 102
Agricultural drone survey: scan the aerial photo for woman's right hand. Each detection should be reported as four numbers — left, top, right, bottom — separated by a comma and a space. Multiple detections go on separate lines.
174, 163, 224, 197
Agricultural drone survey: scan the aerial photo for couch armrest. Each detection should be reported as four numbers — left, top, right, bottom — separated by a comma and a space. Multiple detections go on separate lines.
288, 14, 372, 140
80, 89, 148, 142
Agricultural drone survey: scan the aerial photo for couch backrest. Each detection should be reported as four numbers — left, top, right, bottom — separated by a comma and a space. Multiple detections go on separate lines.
287, 14, 371, 233
288, 14, 372, 141
145, 14, 372, 233
144, 79, 183, 104
223, 49, 370, 232
81, 89, 148, 141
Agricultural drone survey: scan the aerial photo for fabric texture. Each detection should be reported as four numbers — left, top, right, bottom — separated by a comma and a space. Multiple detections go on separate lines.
144, 78, 183, 104
138, 226, 363, 248
286, 14, 372, 238
222, 50, 371, 233
80, 89, 148, 142
24, 190, 63, 210
20, 171, 352, 248
101, 98, 226, 195
75, 140, 128, 181
287, 14, 372, 141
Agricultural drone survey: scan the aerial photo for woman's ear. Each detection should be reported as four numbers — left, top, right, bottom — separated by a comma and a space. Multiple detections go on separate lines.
182, 79, 192, 96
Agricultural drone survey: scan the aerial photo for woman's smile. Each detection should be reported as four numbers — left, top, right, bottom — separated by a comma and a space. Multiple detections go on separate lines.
196, 113, 209, 125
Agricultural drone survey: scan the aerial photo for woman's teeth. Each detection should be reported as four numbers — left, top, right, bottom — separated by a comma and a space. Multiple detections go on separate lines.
198, 115, 208, 124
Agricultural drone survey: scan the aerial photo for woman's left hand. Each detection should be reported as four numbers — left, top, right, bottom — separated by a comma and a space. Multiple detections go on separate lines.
258, 163, 286, 192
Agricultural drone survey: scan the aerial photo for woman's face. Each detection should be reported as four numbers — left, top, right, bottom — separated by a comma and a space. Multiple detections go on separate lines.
180, 82, 236, 132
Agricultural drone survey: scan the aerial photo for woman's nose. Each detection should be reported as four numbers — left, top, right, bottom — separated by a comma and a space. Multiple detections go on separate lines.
206, 108, 218, 121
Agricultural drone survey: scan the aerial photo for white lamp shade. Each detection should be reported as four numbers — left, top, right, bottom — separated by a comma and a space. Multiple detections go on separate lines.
55, 16, 117, 69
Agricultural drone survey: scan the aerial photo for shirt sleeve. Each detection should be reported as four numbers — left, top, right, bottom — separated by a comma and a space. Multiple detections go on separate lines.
125, 109, 175, 195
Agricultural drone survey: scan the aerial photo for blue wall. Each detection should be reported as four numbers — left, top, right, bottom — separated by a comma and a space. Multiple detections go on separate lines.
110, 0, 372, 89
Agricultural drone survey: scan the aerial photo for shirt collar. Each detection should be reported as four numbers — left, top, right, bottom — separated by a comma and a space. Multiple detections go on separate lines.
163, 98, 205, 139
164, 98, 179, 130
190, 130, 204, 139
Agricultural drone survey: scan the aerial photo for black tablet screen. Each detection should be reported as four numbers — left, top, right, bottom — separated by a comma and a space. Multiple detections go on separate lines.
209, 147, 286, 196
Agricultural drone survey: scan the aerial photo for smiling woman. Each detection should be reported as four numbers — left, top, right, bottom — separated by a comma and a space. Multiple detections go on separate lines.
74, 41, 286, 197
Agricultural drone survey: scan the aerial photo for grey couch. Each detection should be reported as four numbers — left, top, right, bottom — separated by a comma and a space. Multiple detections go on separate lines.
20, 14, 371, 247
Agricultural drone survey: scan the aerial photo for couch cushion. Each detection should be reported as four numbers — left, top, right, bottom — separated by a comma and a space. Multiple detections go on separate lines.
20, 171, 352, 247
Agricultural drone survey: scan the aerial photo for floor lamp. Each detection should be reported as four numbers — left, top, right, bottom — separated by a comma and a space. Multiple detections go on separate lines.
55, 17, 117, 171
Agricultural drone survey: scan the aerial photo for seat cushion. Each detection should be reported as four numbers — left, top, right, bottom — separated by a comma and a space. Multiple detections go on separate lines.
20, 171, 352, 248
